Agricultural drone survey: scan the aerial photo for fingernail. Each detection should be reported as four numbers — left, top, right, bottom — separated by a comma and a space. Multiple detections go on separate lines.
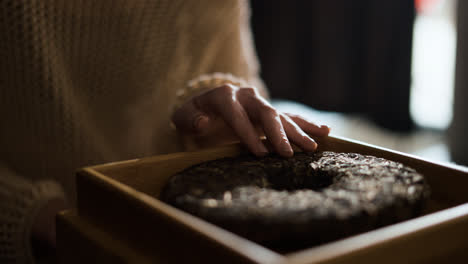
320, 125, 331, 133
257, 144, 269, 157
310, 141, 318, 151
193, 115, 209, 131
305, 138, 317, 152
283, 144, 294, 157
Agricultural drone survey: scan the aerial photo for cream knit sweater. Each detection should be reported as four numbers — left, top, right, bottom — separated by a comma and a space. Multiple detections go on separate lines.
0, 1, 265, 263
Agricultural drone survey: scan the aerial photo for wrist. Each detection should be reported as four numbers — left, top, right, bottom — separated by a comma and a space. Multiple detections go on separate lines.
173, 72, 249, 114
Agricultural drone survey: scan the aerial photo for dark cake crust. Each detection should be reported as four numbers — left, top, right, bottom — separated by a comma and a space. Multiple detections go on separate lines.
161, 151, 430, 248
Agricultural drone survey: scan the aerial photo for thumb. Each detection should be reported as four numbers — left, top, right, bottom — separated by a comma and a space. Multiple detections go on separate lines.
172, 100, 211, 135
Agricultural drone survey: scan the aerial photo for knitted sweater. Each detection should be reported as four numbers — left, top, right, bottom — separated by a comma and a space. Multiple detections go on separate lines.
0, 0, 265, 263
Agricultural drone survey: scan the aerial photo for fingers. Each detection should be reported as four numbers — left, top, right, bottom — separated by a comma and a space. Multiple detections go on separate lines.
172, 84, 330, 158
280, 114, 318, 152
217, 101, 269, 156
200, 86, 269, 156
171, 98, 212, 135
257, 108, 294, 157
238, 89, 293, 157
285, 113, 331, 136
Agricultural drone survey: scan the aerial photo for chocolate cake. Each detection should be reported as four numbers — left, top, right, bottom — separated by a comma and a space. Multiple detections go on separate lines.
161, 151, 430, 249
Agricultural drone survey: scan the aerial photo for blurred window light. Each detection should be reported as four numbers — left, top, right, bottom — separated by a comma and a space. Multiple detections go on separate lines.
410, 0, 457, 130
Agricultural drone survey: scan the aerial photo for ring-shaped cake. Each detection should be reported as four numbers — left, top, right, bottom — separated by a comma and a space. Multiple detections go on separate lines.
161, 151, 430, 248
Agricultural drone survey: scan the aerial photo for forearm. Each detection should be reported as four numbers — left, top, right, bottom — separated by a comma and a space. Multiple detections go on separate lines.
172, 0, 268, 115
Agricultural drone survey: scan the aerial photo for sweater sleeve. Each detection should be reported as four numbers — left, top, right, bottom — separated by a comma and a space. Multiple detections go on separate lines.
172, 0, 268, 113
211, 0, 268, 98
0, 163, 65, 264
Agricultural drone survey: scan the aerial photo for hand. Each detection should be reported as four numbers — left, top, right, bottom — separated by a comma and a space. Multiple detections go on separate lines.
172, 84, 330, 157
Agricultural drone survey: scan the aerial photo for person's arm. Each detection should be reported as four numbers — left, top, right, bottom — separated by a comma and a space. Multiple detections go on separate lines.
0, 162, 66, 263
171, 0, 329, 156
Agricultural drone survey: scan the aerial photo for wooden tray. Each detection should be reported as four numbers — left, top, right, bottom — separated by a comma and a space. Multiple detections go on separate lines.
57, 136, 468, 263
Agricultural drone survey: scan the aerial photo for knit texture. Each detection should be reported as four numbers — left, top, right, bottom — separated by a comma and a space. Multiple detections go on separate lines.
0, 0, 264, 263
0, 164, 65, 263
174, 72, 259, 113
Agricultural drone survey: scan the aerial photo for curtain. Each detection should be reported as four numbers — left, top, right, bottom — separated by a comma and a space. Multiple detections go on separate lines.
250, 0, 415, 132
449, 0, 468, 165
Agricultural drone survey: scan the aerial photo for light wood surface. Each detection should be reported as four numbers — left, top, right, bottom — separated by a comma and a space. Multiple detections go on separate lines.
57, 135, 468, 263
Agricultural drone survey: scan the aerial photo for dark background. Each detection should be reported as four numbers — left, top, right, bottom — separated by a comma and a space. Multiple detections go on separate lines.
250, 0, 415, 132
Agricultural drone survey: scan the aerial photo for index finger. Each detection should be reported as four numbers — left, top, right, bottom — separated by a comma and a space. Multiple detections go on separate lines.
219, 101, 269, 156
197, 90, 269, 157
